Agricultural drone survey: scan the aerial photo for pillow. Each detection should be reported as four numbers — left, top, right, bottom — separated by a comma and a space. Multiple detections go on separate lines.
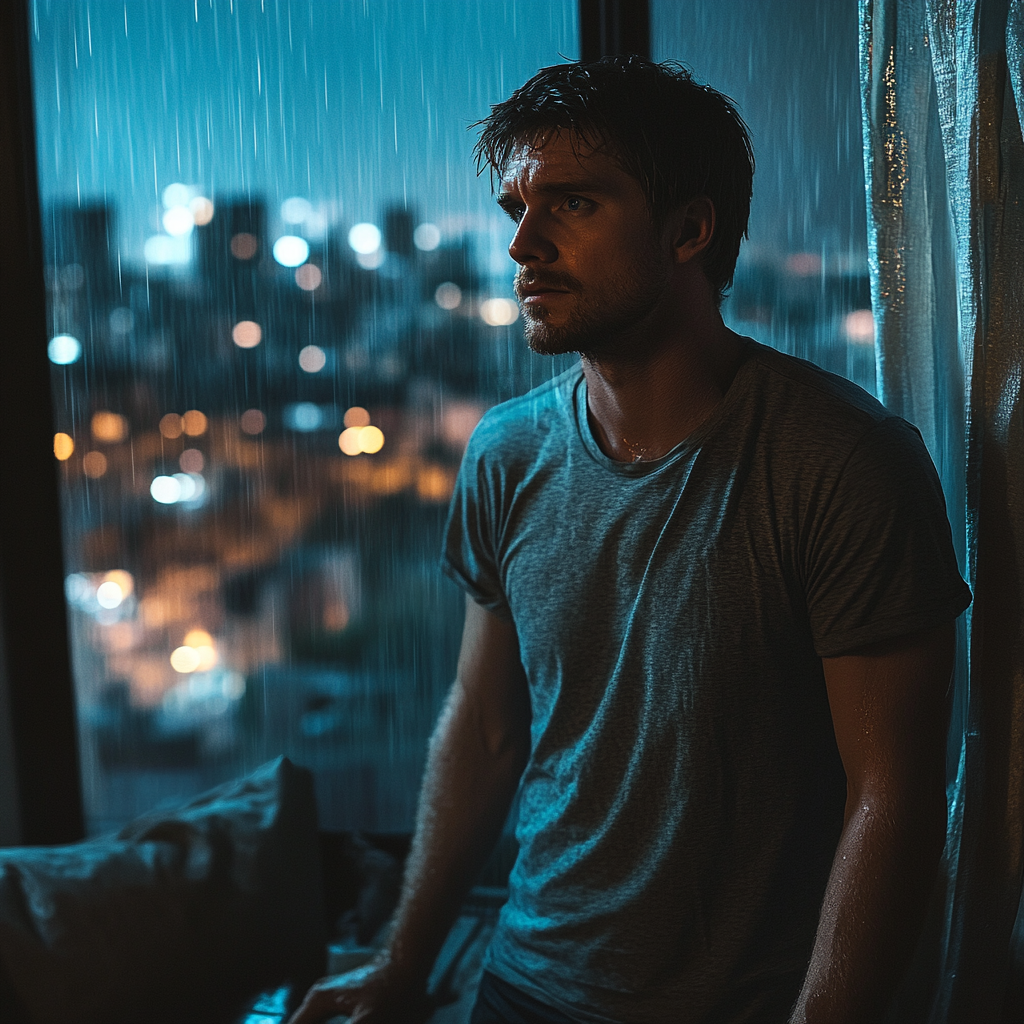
0, 757, 326, 1024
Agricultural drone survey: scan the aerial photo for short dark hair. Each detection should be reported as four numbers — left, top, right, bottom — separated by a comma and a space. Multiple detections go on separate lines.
473, 55, 754, 304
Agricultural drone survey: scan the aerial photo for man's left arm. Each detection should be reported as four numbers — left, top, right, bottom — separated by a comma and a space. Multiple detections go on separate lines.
790, 621, 956, 1024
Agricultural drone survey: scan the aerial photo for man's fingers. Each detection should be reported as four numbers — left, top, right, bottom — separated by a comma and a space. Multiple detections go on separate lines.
285, 978, 356, 1024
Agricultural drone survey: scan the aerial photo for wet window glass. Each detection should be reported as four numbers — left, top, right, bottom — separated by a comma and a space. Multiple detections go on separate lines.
653, 0, 874, 394
30, 0, 576, 834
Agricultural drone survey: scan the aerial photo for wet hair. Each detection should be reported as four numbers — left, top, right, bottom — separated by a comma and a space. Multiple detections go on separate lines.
473, 55, 754, 305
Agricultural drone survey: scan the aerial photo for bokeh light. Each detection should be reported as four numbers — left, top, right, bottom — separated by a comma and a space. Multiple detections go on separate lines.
434, 282, 462, 310
96, 580, 124, 609
91, 410, 128, 443
162, 205, 195, 236
230, 232, 258, 260
843, 309, 876, 345
273, 235, 310, 267
298, 345, 327, 373
339, 424, 384, 455
159, 413, 183, 439
82, 451, 108, 478
359, 425, 385, 453
284, 402, 323, 432
104, 569, 134, 597
338, 427, 363, 456
240, 409, 266, 435
53, 432, 74, 460
343, 406, 371, 428
162, 183, 191, 208
151, 475, 181, 504
184, 628, 213, 648
173, 472, 205, 502
180, 448, 204, 473
189, 196, 215, 225
348, 222, 381, 254
295, 263, 323, 290
232, 320, 262, 348
182, 410, 208, 436
281, 197, 312, 224
413, 223, 441, 251
48, 334, 81, 365
480, 298, 519, 326
170, 646, 201, 673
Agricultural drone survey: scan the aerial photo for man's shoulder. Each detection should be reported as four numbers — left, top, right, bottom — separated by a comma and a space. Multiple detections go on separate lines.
467, 364, 579, 460
736, 341, 913, 469
747, 341, 888, 428
725, 341, 938, 497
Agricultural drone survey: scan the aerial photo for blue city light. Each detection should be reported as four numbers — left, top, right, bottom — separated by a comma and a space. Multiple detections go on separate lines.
272, 235, 310, 267
150, 475, 181, 504
348, 222, 382, 254
283, 402, 324, 432
48, 334, 82, 365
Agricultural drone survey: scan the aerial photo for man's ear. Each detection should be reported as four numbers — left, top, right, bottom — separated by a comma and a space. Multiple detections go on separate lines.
669, 196, 715, 265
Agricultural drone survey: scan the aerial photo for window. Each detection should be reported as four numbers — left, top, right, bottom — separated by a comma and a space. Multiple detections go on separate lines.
29, 0, 867, 836
30, 0, 576, 834
653, 0, 873, 393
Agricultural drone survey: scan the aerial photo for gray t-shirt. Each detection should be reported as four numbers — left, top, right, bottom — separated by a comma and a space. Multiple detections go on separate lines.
441, 340, 971, 1023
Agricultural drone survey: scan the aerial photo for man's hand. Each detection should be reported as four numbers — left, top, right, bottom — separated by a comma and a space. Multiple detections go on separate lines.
286, 954, 432, 1024
289, 598, 530, 1024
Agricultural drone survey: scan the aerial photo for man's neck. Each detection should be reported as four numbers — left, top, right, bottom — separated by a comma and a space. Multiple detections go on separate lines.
581, 304, 745, 464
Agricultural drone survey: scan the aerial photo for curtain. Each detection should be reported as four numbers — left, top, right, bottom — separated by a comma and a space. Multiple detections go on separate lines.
860, 0, 1024, 1019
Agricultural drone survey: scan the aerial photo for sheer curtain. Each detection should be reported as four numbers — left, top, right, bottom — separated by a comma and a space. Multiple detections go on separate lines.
861, 0, 1024, 1019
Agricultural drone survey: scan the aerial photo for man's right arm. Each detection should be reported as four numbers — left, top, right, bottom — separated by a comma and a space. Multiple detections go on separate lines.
288, 597, 531, 1024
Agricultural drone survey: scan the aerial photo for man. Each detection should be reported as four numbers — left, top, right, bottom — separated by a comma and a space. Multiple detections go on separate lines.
290, 56, 971, 1024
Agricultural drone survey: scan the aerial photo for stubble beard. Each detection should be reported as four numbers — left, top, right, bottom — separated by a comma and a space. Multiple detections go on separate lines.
515, 253, 671, 361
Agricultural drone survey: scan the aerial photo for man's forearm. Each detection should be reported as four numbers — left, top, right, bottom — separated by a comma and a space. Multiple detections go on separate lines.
790, 796, 946, 1024
380, 680, 529, 984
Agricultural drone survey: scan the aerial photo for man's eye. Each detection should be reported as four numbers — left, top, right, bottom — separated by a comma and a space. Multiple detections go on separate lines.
564, 196, 590, 212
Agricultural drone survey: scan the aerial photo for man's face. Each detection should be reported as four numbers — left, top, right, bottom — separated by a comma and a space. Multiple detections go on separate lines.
498, 132, 673, 358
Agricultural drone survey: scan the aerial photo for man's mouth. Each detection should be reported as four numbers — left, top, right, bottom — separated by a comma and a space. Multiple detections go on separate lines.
516, 282, 571, 302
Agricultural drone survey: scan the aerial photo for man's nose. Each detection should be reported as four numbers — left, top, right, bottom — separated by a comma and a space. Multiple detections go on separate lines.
508, 209, 557, 266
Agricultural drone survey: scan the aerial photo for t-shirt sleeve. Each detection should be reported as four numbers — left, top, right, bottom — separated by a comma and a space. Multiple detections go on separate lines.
804, 416, 972, 657
440, 432, 513, 620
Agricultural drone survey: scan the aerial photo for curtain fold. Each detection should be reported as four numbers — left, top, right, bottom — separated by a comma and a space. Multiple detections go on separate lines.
860, 0, 1024, 1019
